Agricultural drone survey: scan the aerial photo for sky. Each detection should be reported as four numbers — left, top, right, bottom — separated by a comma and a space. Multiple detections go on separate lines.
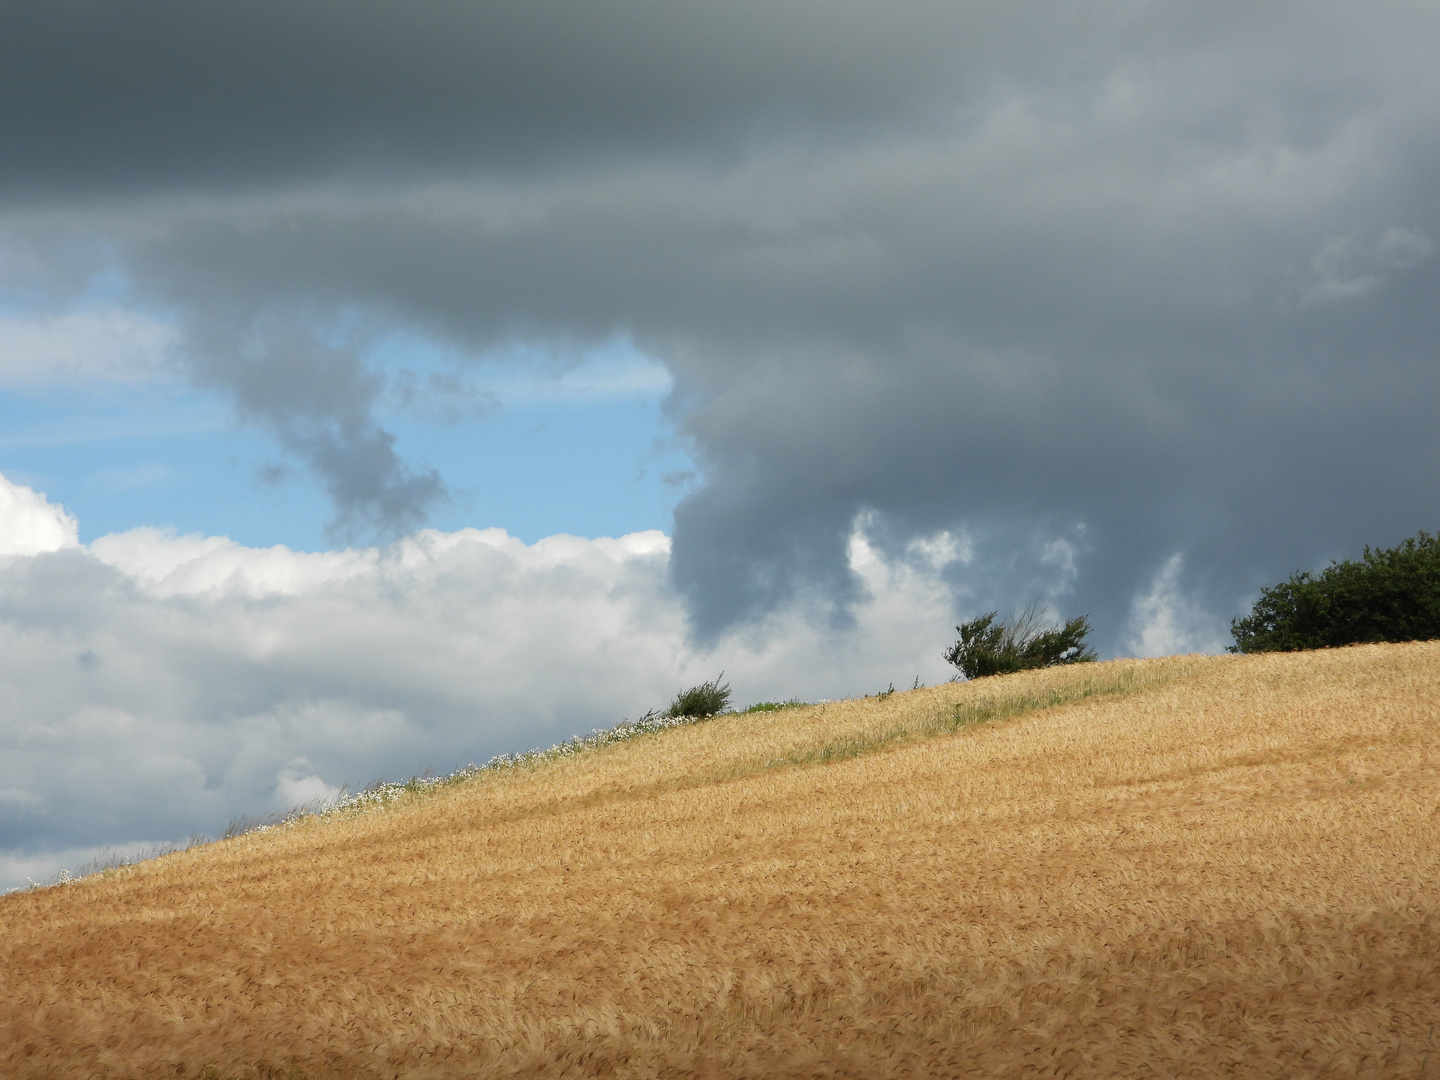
2, 0, 1438, 890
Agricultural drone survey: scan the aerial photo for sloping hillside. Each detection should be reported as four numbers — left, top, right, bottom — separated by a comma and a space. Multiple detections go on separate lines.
3, 645, 1438, 1078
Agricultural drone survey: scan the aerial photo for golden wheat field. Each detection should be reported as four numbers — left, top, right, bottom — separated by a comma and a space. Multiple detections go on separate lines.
2, 643, 1439, 1079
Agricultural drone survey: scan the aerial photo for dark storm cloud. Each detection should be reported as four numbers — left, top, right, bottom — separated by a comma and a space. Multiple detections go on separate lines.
3, 0, 1439, 644
0, 0, 1008, 193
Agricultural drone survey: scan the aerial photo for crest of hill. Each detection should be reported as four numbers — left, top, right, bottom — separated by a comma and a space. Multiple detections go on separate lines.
3, 645, 1439, 1079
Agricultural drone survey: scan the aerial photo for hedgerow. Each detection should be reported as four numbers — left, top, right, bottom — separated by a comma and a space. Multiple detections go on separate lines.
1231, 530, 1440, 652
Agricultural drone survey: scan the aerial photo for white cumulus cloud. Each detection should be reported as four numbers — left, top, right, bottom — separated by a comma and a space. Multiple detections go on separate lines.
0, 473, 973, 892
1123, 553, 1228, 657
0, 473, 79, 555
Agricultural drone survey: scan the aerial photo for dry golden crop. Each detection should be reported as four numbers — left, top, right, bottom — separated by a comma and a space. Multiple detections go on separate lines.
2, 643, 1438, 1078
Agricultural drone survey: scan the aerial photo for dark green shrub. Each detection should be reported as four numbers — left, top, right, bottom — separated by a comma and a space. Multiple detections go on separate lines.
944, 605, 1096, 680
667, 673, 732, 718
1230, 530, 1440, 653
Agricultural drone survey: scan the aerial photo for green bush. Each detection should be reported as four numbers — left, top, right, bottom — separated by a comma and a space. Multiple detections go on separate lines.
667, 673, 732, 718
1230, 530, 1440, 653
944, 605, 1096, 680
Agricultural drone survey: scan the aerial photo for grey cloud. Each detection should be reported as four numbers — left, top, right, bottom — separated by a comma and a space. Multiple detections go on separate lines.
0, 0, 1019, 195
3, 0, 1440, 645
384, 369, 499, 425
184, 318, 446, 541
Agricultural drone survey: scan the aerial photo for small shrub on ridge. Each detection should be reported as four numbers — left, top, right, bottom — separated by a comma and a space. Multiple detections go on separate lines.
944, 605, 1096, 680
667, 673, 732, 718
